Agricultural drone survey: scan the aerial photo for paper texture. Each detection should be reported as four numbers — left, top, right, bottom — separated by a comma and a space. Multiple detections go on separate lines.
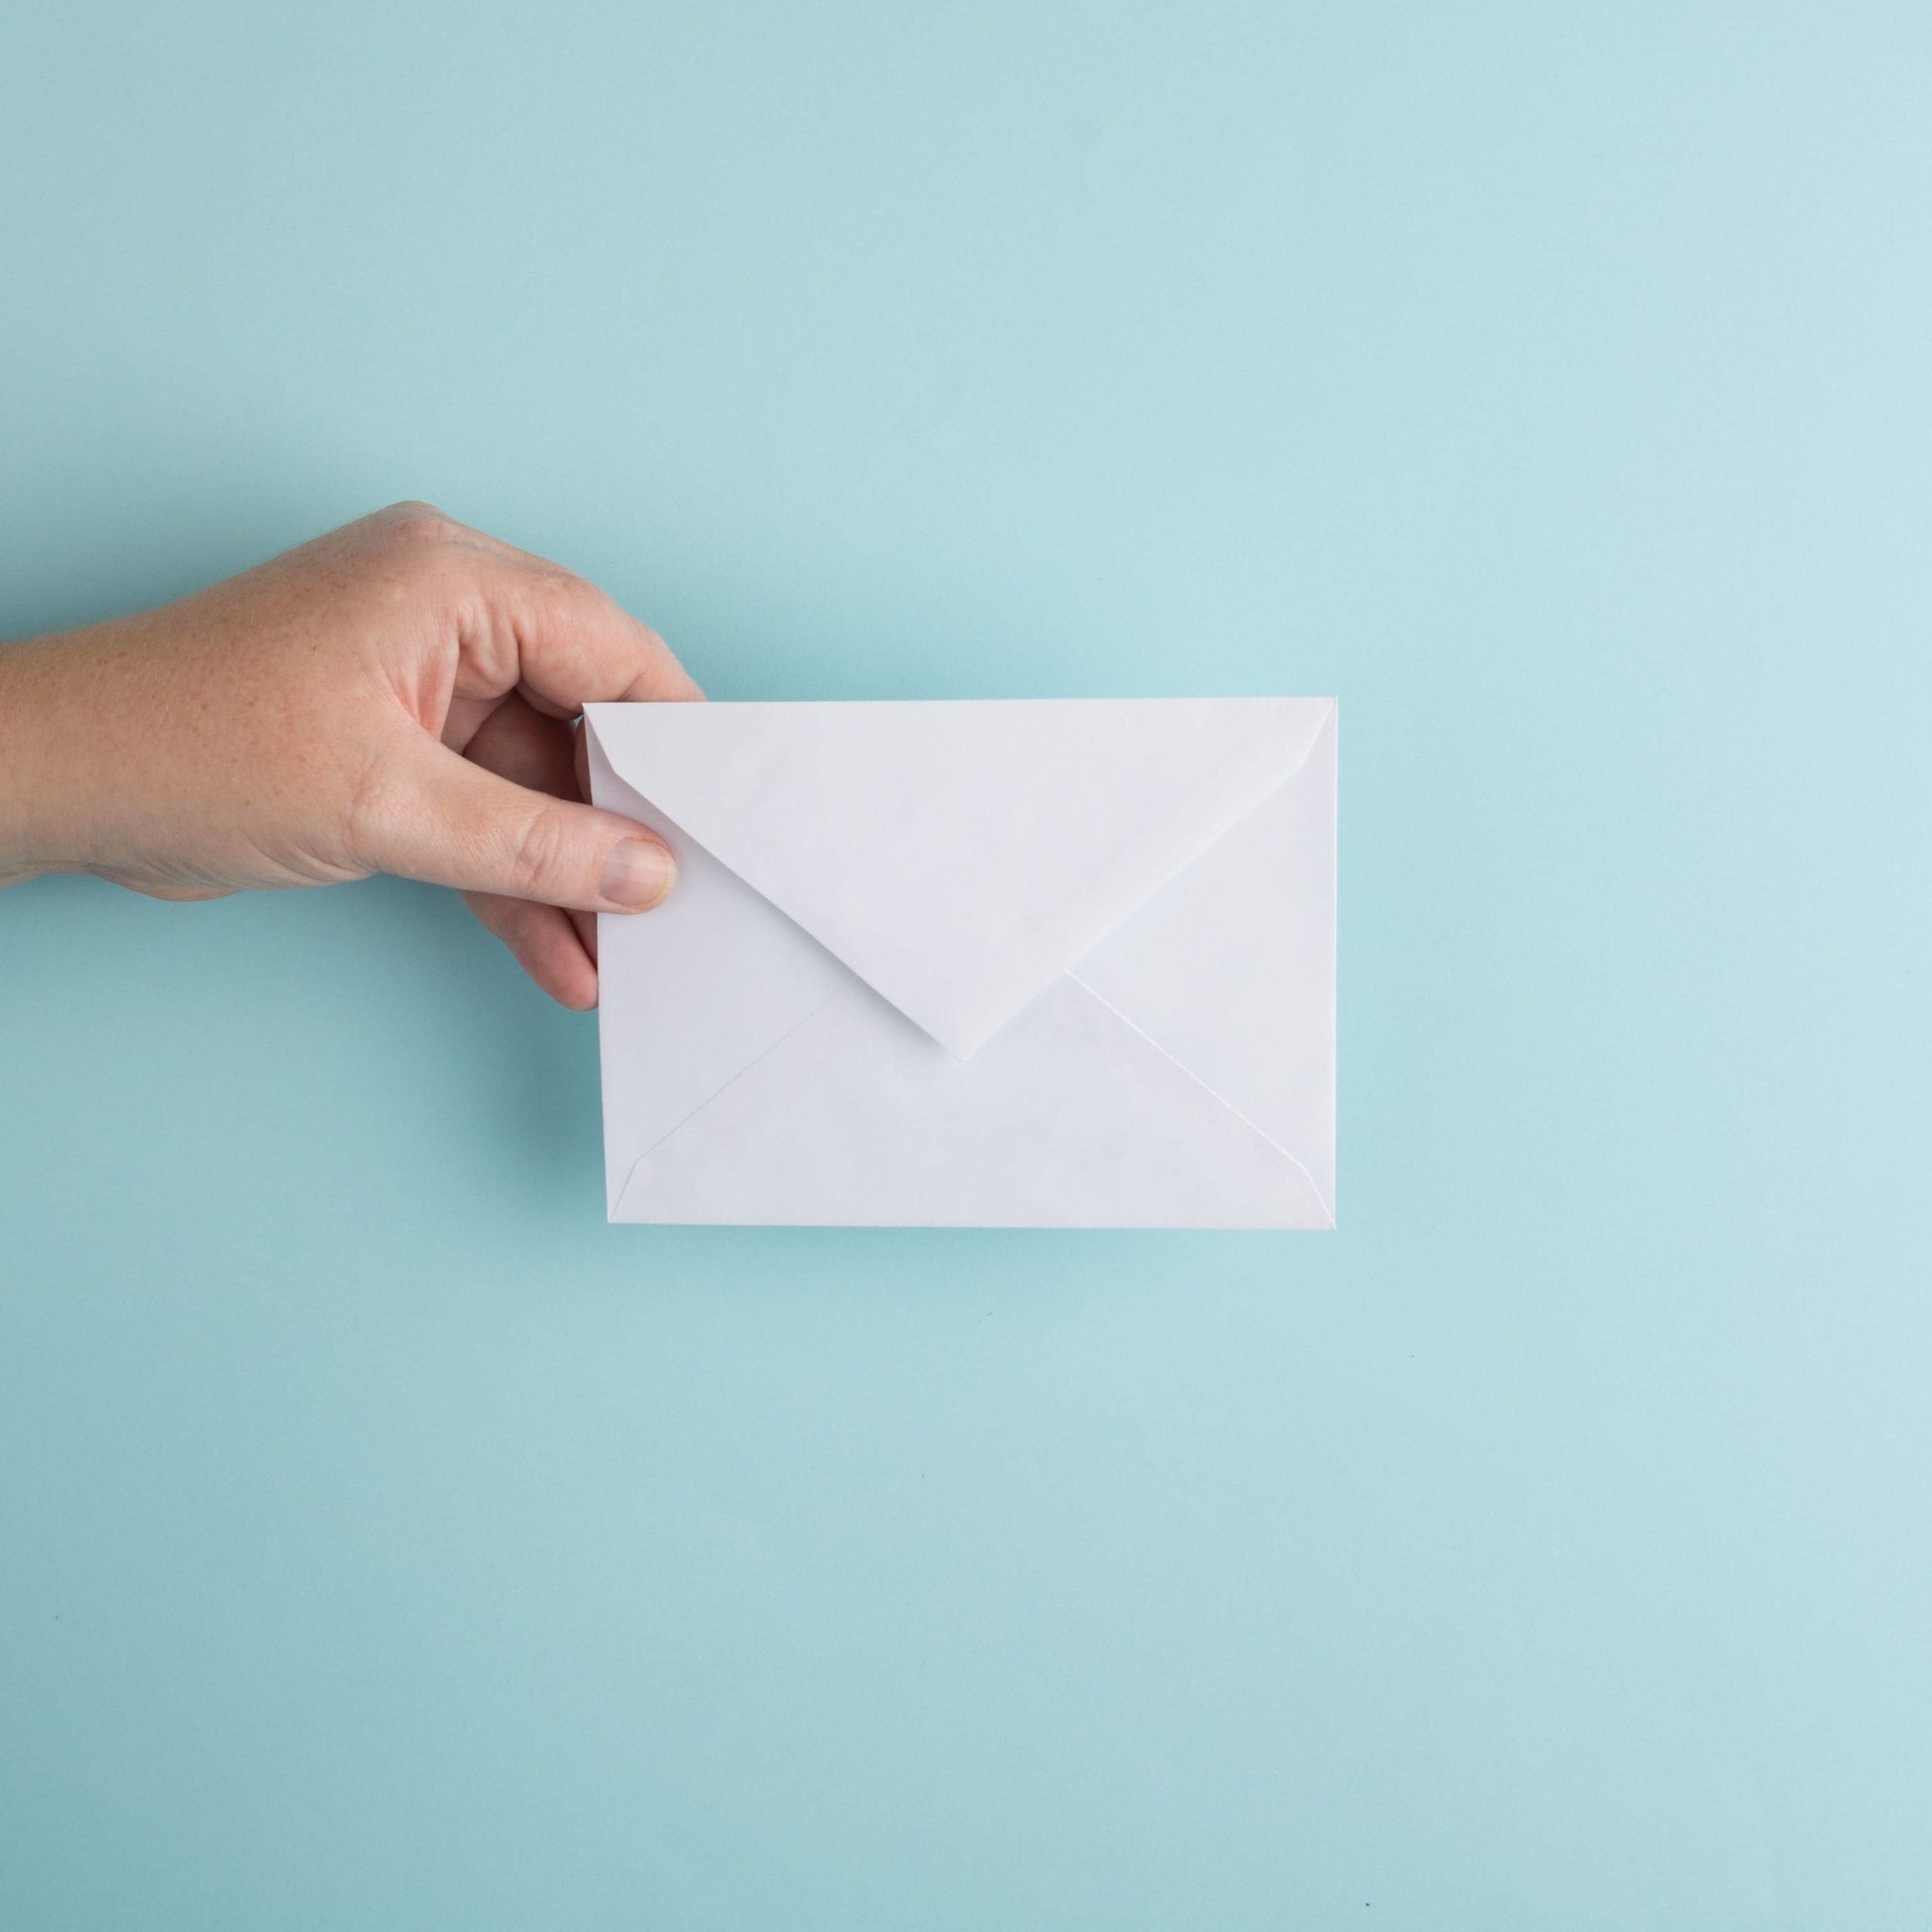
587, 698, 1337, 1229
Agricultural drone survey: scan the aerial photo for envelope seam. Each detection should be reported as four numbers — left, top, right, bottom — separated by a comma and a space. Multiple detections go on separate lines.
950, 706, 1336, 1057
613, 983, 856, 1217
1064, 971, 1336, 1226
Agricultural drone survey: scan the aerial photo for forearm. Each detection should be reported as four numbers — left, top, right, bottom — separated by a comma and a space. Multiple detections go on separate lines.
0, 615, 244, 896
0, 629, 94, 886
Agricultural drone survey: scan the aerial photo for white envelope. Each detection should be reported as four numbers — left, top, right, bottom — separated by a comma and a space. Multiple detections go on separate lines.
584, 698, 1337, 1228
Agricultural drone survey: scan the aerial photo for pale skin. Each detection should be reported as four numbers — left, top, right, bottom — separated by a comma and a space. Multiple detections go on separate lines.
0, 503, 698, 1010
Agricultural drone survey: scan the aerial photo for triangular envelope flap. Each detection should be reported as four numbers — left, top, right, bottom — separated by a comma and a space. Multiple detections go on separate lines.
586, 697, 1334, 1057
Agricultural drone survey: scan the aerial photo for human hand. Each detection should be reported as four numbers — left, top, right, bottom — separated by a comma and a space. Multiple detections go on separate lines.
0, 502, 700, 1008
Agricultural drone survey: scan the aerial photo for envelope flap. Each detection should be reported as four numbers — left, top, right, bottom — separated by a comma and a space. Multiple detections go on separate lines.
585, 697, 1333, 1056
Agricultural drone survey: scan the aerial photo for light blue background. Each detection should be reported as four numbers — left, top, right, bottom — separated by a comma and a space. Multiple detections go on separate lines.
4, 3, 1930, 1925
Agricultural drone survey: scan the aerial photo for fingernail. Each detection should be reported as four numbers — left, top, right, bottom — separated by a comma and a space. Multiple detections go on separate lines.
600, 838, 675, 911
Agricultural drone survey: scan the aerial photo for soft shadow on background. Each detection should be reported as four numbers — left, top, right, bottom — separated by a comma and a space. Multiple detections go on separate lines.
5, 3, 1932, 1928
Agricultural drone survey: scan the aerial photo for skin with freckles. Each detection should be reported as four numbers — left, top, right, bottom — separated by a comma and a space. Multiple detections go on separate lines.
0, 502, 700, 1010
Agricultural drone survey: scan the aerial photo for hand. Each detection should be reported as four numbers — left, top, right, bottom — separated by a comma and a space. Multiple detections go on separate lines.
0, 502, 700, 1008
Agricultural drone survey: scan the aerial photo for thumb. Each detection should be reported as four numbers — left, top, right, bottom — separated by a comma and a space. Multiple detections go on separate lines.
365, 737, 677, 912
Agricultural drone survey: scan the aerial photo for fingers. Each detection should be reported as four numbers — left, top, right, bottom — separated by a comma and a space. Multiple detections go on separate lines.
463, 686, 581, 795
334, 510, 703, 1004
457, 694, 604, 1006
364, 727, 678, 914
521, 580, 705, 712
448, 548, 705, 734
343, 504, 701, 751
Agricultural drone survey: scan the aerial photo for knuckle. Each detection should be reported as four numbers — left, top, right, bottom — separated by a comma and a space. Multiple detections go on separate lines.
371, 502, 468, 577
507, 567, 608, 673
377, 499, 458, 542
527, 561, 600, 620
506, 801, 577, 898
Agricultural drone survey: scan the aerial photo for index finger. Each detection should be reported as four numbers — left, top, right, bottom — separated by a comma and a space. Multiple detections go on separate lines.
454, 544, 706, 722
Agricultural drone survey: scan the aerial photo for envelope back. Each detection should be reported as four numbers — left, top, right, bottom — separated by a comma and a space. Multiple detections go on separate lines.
586, 698, 1336, 1229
